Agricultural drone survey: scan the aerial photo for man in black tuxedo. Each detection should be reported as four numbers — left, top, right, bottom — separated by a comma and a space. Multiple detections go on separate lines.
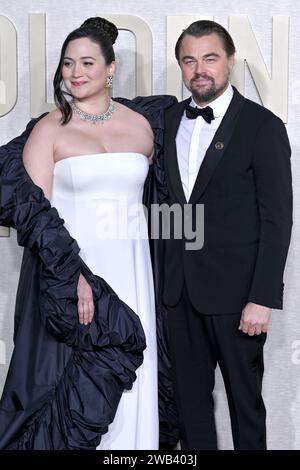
162, 20, 292, 450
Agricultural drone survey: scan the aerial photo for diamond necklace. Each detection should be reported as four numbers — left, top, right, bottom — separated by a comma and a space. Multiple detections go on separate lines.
70, 98, 115, 124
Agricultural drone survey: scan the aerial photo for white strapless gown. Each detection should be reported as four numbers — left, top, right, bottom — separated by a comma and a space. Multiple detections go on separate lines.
51, 153, 158, 450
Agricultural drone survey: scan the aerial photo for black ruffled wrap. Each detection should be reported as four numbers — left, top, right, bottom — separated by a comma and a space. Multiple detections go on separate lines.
0, 95, 179, 449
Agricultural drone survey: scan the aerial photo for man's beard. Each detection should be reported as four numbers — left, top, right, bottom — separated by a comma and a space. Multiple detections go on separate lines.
189, 73, 229, 104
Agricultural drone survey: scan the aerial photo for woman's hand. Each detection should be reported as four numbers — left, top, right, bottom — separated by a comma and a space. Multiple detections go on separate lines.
77, 273, 94, 324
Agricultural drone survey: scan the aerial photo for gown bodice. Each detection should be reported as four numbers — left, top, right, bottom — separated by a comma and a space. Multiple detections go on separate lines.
51, 152, 150, 273
53, 152, 149, 203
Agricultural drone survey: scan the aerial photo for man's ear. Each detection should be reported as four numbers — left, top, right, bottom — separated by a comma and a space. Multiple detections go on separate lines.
229, 54, 235, 73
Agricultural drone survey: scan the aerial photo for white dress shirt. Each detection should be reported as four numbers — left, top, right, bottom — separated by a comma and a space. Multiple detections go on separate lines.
176, 84, 234, 201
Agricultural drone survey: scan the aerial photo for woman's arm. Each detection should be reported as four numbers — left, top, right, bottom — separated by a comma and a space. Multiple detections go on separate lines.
22, 115, 55, 200
22, 115, 94, 325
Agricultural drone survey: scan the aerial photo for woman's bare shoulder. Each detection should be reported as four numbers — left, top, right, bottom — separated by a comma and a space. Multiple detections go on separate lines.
26, 108, 63, 141
35, 108, 63, 129
115, 102, 151, 127
24, 110, 64, 153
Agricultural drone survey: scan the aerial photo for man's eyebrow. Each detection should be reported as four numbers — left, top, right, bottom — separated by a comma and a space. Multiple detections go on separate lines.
181, 52, 221, 61
181, 55, 196, 61
203, 53, 220, 58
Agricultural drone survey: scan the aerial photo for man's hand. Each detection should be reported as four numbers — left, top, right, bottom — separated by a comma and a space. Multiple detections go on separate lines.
239, 302, 272, 336
77, 273, 94, 325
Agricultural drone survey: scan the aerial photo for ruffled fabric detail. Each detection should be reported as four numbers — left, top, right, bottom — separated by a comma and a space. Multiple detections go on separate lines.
0, 95, 180, 450
0, 118, 145, 449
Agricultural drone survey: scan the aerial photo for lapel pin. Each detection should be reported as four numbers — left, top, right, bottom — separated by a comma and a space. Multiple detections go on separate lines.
215, 141, 224, 150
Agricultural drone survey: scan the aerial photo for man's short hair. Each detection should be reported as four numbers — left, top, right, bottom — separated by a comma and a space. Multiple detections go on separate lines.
175, 20, 236, 61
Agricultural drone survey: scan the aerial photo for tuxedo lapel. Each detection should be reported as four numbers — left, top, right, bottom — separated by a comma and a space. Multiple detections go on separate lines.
164, 99, 190, 204
188, 88, 245, 205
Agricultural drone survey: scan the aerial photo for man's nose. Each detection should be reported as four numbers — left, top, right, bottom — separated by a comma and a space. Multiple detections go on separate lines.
194, 60, 205, 75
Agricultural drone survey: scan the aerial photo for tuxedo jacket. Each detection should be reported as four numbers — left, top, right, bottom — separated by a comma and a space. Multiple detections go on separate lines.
162, 87, 293, 314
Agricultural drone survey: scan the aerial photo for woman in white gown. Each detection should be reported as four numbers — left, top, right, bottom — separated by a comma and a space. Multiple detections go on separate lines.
22, 17, 158, 450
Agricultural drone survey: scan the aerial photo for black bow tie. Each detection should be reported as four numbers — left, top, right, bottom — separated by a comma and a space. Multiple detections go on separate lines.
185, 104, 215, 123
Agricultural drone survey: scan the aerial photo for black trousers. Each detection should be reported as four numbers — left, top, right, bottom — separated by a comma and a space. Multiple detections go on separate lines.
166, 285, 267, 450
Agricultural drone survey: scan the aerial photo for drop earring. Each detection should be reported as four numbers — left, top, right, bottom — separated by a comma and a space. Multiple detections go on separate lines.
106, 75, 114, 88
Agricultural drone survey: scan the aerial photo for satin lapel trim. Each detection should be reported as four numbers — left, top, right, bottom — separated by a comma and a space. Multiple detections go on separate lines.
188, 89, 245, 205
165, 99, 190, 205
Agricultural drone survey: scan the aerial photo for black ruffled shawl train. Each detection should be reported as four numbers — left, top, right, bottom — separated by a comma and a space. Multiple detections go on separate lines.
0, 96, 179, 449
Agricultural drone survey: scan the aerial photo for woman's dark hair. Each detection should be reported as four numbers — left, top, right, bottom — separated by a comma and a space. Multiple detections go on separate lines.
53, 17, 118, 124
175, 20, 236, 61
